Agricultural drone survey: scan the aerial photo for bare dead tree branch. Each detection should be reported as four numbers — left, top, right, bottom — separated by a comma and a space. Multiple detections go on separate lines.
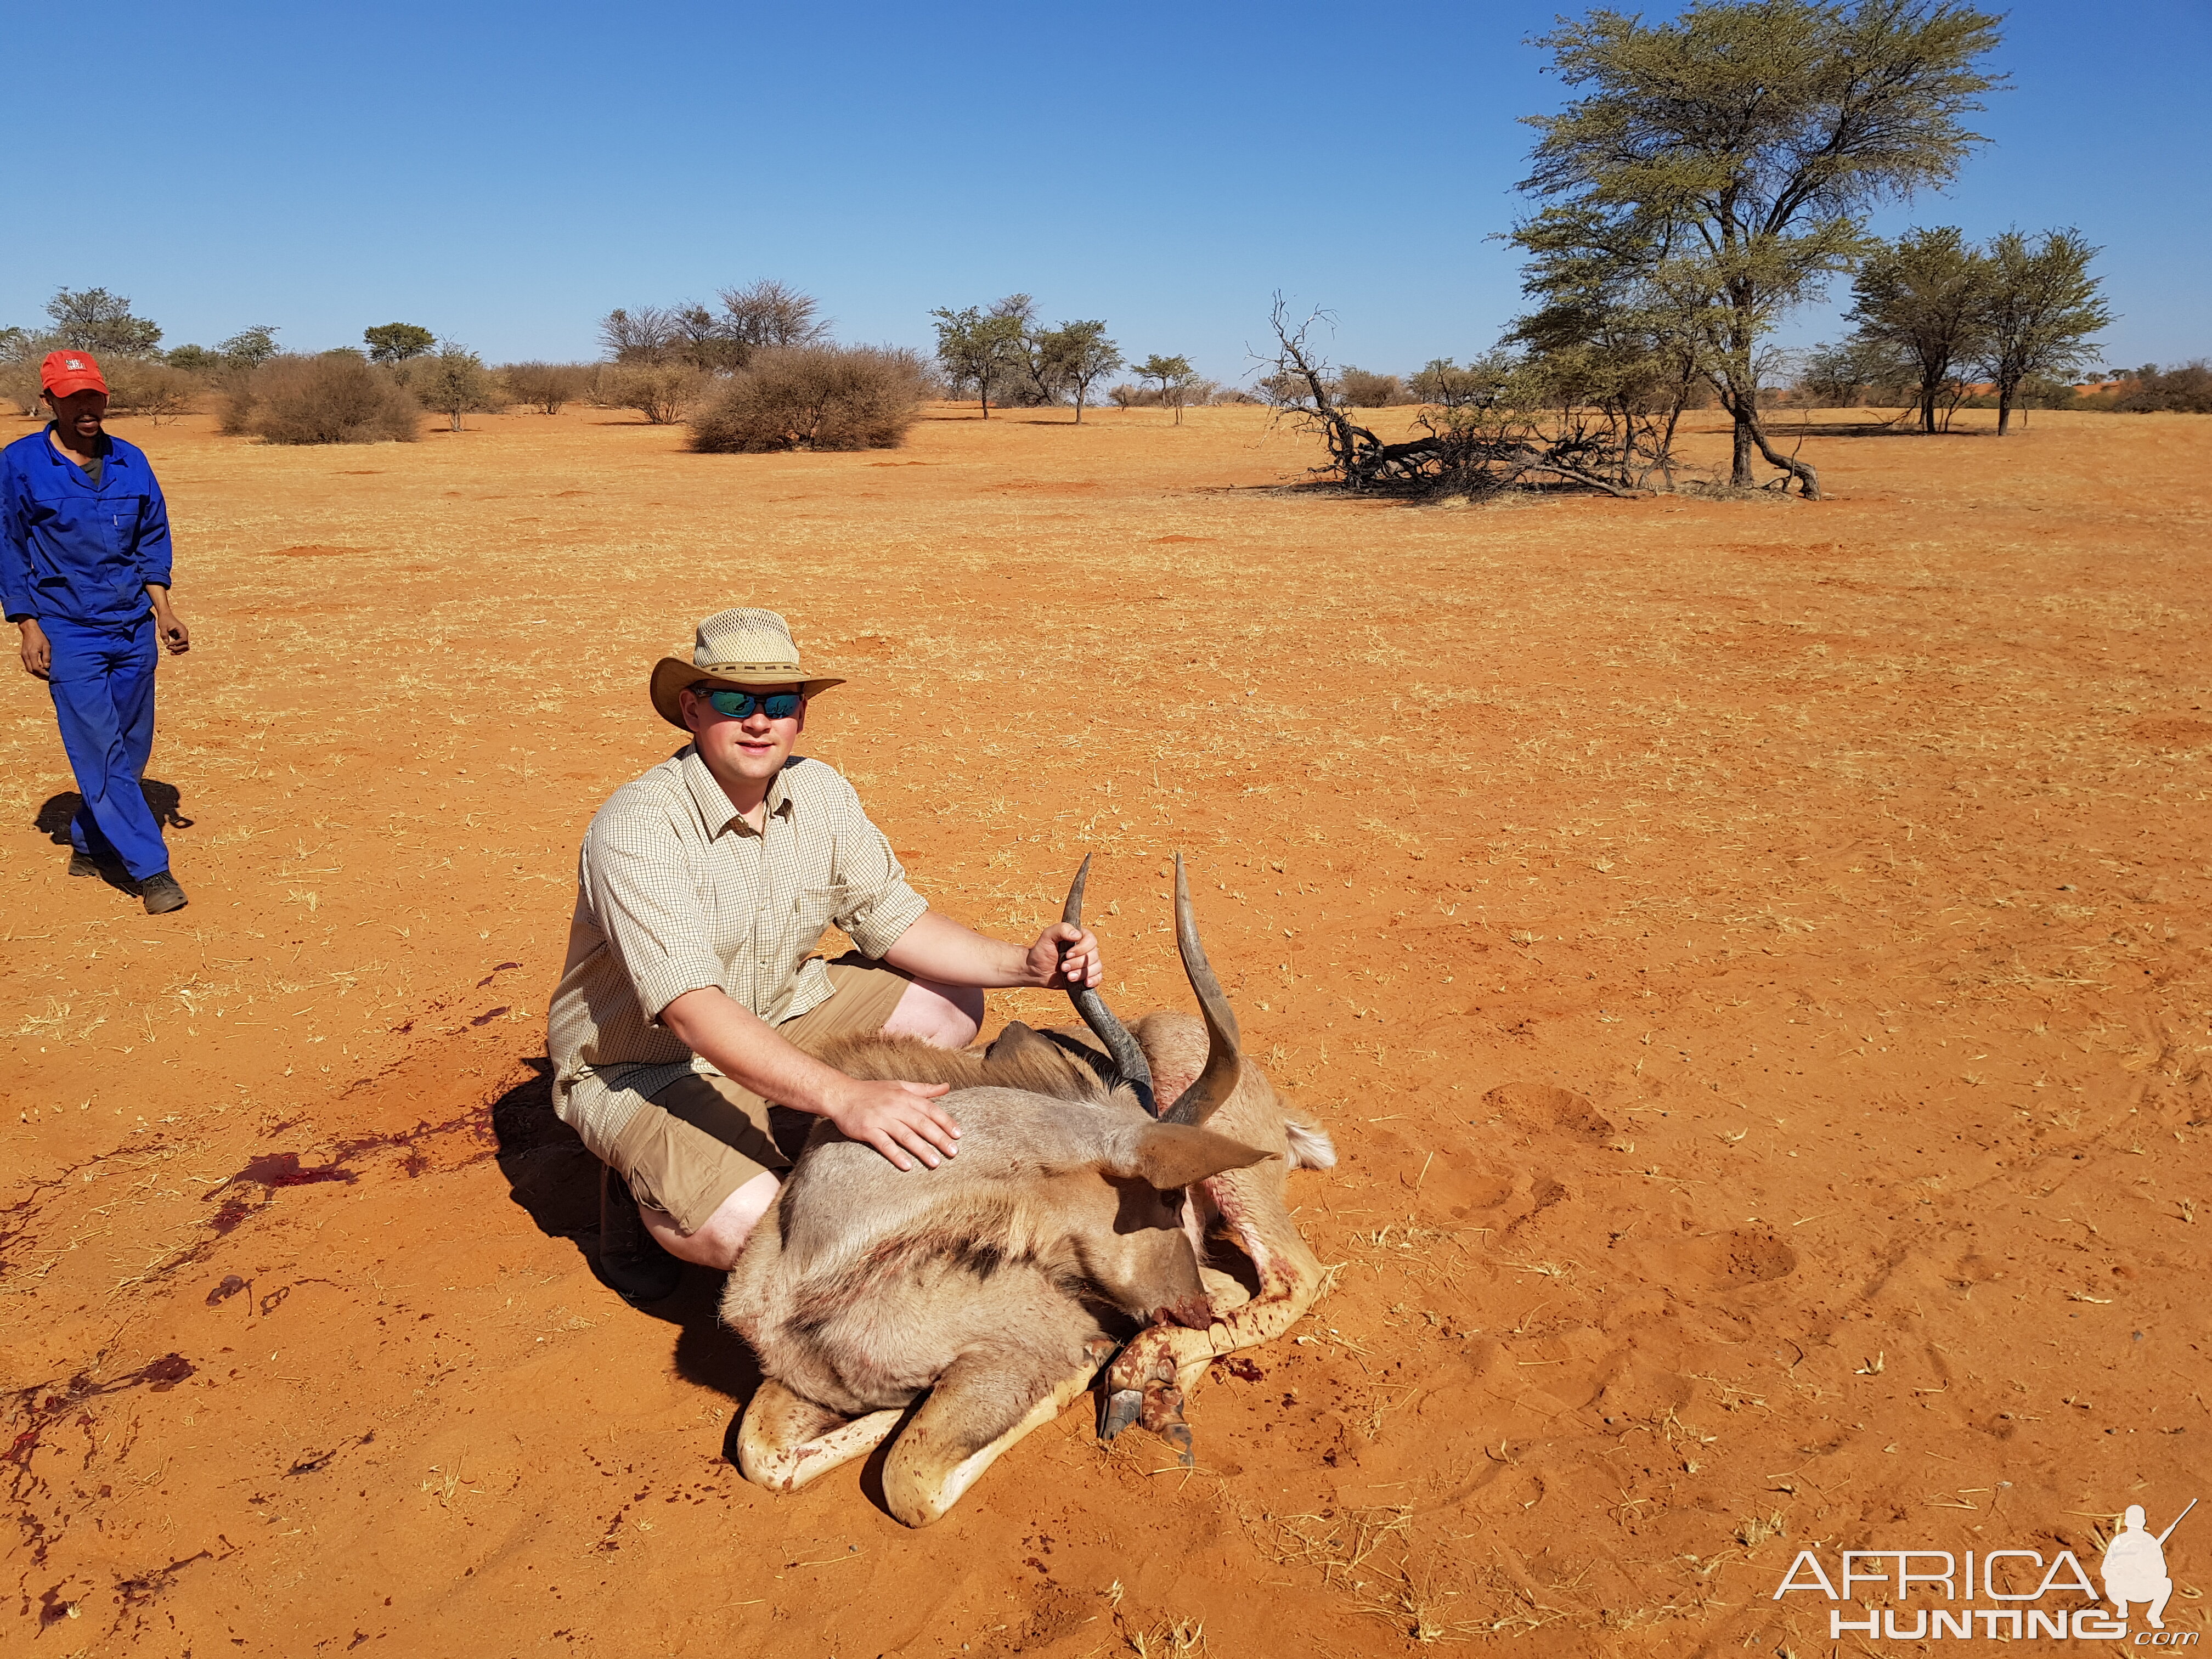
1252, 295, 1668, 499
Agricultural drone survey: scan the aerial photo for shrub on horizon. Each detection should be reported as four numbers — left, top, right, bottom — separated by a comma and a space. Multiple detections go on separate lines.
598, 362, 709, 425
690, 346, 928, 453
103, 358, 205, 422
502, 362, 591, 414
398, 342, 504, 431
226, 353, 421, 444
1335, 367, 1409, 407
0, 332, 60, 416
2104, 362, 2212, 414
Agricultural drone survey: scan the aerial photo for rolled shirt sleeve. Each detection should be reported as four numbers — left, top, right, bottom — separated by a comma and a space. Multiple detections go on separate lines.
579, 802, 729, 1024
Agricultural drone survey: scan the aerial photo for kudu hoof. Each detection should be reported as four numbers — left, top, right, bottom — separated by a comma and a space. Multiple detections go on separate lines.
1158, 1420, 1195, 1467
1099, 1387, 1144, 1442
1139, 1380, 1195, 1465
1138, 1381, 1188, 1435
1098, 1364, 1196, 1464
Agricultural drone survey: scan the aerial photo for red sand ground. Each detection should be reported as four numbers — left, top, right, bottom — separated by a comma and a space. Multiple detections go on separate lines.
3, 402, 2207, 1656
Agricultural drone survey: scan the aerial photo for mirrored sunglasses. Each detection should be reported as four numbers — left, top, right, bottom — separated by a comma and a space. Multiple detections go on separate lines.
701, 687, 803, 720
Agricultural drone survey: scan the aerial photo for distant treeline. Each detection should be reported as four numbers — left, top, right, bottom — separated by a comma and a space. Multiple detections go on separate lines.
4, 252, 2202, 461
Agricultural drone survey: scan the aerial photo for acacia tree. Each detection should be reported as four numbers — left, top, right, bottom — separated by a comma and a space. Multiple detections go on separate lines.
1035, 320, 1121, 422
1261, 295, 1691, 496
408, 341, 502, 432
46, 287, 163, 356
1134, 353, 1197, 423
985, 296, 1066, 407
670, 303, 740, 371
218, 325, 281, 370
1846, 227, 1989, 433
1798, 336, 1912, 407
1520, 0, 2004, 495
503, 362, 589, 414
364, 323, 435, 365
1409, 357, 1513, 408
1977, 228, 2109, 435
929, 296, 1030, 417
602, 283, 831, 373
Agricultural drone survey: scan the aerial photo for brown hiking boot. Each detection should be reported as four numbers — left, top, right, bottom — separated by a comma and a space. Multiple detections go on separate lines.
140, 871, 189, 915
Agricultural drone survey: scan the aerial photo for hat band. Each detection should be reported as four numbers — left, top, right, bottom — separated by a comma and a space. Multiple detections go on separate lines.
695, 660, 804, 675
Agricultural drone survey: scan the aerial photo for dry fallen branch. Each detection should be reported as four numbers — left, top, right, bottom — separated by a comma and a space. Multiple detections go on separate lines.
1255, 296, 1660, 496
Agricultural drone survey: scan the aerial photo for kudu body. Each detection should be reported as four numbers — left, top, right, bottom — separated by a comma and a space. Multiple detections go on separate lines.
719, 856, 1338, 1526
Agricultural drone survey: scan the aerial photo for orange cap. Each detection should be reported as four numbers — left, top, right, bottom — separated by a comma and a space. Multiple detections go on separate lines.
41, 351, 109, 398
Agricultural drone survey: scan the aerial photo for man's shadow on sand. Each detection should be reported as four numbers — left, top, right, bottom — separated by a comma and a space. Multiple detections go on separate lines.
488, 1058, 763, 1435
34, 783, 191, 891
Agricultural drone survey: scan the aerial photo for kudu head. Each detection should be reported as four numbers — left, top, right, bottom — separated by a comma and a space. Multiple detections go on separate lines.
1066, 1118, 1271, 1328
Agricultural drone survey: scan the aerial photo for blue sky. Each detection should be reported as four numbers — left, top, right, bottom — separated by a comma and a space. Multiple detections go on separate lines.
5, 1, 2205, 381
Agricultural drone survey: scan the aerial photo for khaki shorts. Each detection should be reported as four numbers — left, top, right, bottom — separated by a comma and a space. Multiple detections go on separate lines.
607, 954, 914, 1234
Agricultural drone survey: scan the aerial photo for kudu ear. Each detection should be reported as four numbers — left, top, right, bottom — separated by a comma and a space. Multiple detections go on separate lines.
1103, 1123, 1273, 1191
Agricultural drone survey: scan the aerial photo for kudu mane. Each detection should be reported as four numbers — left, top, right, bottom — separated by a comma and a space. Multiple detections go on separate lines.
817, 1027, 1137, 1111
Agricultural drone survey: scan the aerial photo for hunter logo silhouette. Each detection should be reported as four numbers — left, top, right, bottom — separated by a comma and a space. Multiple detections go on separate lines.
2105, 1500, 2194, 1630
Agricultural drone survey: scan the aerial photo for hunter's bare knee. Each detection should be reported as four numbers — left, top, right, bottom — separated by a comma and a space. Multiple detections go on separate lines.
881, 979, 983, 1049
641, 1171, 779, 1270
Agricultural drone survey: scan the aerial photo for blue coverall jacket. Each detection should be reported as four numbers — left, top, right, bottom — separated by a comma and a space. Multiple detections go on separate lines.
2, 424, 173, 624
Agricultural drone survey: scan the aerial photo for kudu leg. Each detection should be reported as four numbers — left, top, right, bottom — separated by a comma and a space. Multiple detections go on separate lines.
736, 1380, 904, 1494
881, 1338, 1115, 1528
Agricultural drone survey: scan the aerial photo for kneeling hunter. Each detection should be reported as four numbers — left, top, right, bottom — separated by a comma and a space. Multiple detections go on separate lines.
547, 608, 1102, 1303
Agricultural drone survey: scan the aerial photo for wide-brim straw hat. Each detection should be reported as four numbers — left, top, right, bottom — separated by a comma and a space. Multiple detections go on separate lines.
649, 607, 846, 730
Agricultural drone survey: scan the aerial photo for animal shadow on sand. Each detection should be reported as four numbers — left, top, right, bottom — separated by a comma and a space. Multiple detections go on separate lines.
487, 1056, 766, 1424
35, 783, 192, 892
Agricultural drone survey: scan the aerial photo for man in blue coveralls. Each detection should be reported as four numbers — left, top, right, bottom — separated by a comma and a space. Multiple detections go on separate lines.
3, 349, 193, 913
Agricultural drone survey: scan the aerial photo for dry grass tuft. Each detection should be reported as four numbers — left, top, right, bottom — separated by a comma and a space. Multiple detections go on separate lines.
1124, 1616, 1209, 1657
1735, 1510, 1789, 1548
1246, 1502, 1413, 1590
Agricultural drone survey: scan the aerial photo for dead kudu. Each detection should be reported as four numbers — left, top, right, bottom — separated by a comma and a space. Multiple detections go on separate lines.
719, 855, 1338, 1526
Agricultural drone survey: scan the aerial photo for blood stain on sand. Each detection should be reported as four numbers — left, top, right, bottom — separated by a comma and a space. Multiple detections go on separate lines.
228, 1151, 359, 1190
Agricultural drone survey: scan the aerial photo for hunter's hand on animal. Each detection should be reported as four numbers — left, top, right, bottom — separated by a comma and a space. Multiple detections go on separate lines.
16, 620, 51, 680
1026, 922, 1101, 990
825, 1078, 962, 1171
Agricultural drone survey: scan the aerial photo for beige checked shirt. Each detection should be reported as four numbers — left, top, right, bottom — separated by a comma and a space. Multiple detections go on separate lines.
546, 747, 927, 1158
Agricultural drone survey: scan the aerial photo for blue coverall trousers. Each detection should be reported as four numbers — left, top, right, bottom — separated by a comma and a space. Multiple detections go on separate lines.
44, 612, 169, 881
